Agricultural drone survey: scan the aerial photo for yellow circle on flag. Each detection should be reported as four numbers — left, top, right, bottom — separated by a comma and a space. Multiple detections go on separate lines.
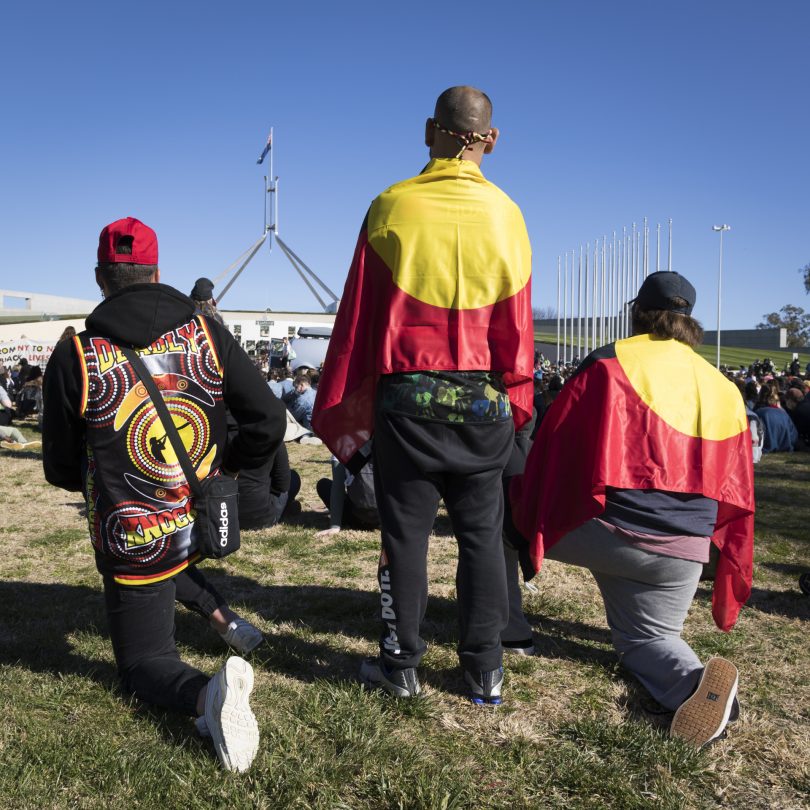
615, 335, 746, 441
367, 160, 531, 311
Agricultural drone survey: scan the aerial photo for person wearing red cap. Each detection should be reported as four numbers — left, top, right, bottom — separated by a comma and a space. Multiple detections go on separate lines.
43, 217, 287, 772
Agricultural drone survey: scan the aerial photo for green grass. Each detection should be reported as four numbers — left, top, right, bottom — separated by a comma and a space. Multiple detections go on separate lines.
534, 332, 809, 369
0, 441, 808, 808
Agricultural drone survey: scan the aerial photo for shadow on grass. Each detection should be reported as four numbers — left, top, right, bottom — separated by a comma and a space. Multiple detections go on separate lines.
0, 581, 116, 684
0, 580, 253, 759
760, 561, 809, 577
0, 449, 42, 460
198, 573, 624, 689
0, 574, 652, 721
695, 584, 810, 621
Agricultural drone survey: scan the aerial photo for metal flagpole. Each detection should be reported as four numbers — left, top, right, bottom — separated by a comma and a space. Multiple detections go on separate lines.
592, 242, 597, 353
668, 218, 673, 271
712, 224, 731, 369
620, 230, 625, 338
584, 243, 589, 356
570, 249, 575, 364
621, 227, 627, 338
627, 229, 632, 336
556, 256, 561, 366
631, 222, 637, 300
656, 222, 661, 273
611, 231, 617, 343
601, 235, 606, 346
563, 252, 568, 367
620, 231, 625, 339
577, 245, 583, 363
643, 216, 649, 278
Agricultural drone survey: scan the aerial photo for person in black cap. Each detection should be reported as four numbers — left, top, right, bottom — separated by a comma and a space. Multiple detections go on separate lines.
510, 270, 755, 749
190, 277, 225, 325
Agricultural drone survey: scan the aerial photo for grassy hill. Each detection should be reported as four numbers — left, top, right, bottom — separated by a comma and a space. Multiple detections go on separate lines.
535, 333, 809, 370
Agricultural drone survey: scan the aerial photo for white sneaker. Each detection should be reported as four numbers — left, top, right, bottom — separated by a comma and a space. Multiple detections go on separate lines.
219, 618, 264, 654
203, 657, 259, 772
299, 435, 322, 445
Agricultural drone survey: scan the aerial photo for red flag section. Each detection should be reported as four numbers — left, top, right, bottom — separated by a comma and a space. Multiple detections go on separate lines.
511, 335, 755, 632
312, 159, 533, 463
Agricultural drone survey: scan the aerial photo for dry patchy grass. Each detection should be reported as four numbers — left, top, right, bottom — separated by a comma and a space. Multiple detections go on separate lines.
0, 427, 808, 809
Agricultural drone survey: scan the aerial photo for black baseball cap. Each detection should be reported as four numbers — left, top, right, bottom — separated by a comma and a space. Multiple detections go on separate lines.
190, 277, 215, 301
631, 271, 696, 315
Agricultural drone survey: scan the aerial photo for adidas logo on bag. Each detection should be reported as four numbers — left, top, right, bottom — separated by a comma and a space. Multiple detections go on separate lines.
219, 501, 229, 547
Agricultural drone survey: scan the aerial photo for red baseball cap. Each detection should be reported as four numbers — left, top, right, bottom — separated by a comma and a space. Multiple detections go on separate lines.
97, 217, 158, 265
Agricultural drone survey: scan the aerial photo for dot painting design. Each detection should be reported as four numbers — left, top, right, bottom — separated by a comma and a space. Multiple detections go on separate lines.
126, 398, 210, 484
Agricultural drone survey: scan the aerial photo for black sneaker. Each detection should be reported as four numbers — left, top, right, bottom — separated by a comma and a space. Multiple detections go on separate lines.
464, 667, 504, 706
359, 657, 421, 697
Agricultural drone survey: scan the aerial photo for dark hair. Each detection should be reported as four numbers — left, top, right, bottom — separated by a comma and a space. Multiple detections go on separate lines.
197, 299, 225, 326
631, 299, 703, 348
744, 381, 758, 402
97, 263, 158, 293
757, 382, 779, 408
434, 86, 492, 132
784, 387, 804, 410
58, 325, 77, 343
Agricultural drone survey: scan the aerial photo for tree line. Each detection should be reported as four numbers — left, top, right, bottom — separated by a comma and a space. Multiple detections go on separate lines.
756, 262, 810, 347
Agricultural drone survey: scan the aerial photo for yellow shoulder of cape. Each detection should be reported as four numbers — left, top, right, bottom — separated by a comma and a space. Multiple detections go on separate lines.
615, 334, 748, 440
366, 159, 531, 310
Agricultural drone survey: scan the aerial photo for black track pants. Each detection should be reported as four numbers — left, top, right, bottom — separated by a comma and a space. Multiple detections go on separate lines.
103, 570, 212, 715
373, 411, 513, 673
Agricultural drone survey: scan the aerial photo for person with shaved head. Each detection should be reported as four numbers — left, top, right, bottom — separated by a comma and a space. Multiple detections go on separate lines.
312, 86, 534, 704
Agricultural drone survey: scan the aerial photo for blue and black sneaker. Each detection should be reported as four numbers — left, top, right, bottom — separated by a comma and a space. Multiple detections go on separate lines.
464, 667, 504, 706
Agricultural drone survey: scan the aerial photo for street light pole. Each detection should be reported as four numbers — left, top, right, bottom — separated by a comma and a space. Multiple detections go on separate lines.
712, 224, 731, 369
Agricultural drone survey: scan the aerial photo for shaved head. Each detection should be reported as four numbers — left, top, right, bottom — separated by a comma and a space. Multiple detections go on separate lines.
434, 86, 492, 133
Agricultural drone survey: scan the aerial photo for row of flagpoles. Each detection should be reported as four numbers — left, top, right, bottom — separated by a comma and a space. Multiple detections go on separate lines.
554, 218, 673, 366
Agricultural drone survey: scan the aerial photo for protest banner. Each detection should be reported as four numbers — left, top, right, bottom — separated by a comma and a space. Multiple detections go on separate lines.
0, 340, 57, 367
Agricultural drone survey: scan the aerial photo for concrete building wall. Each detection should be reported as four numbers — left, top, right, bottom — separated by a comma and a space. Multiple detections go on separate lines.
0, 289, 97, 318
0, 309, 336, 364
216, 310, 335, 356
701, 328, 786, 351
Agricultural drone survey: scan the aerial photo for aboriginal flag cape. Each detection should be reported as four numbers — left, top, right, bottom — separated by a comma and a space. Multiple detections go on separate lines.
511, 334, 755, 631
312, 158, 533, 463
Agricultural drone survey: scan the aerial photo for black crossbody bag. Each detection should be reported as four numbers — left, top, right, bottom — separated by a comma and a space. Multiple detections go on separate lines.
121, 347, 241, 559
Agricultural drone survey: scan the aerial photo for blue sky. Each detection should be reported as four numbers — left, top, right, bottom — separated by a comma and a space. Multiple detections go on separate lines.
1, 1, 808, 329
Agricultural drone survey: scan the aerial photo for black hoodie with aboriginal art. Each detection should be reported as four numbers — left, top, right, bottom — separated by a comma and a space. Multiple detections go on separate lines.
43, 282, 286, 585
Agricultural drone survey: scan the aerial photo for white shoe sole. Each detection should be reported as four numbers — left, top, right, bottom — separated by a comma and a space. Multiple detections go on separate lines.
503, 645, 535, 656
206, 657, 259, 772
